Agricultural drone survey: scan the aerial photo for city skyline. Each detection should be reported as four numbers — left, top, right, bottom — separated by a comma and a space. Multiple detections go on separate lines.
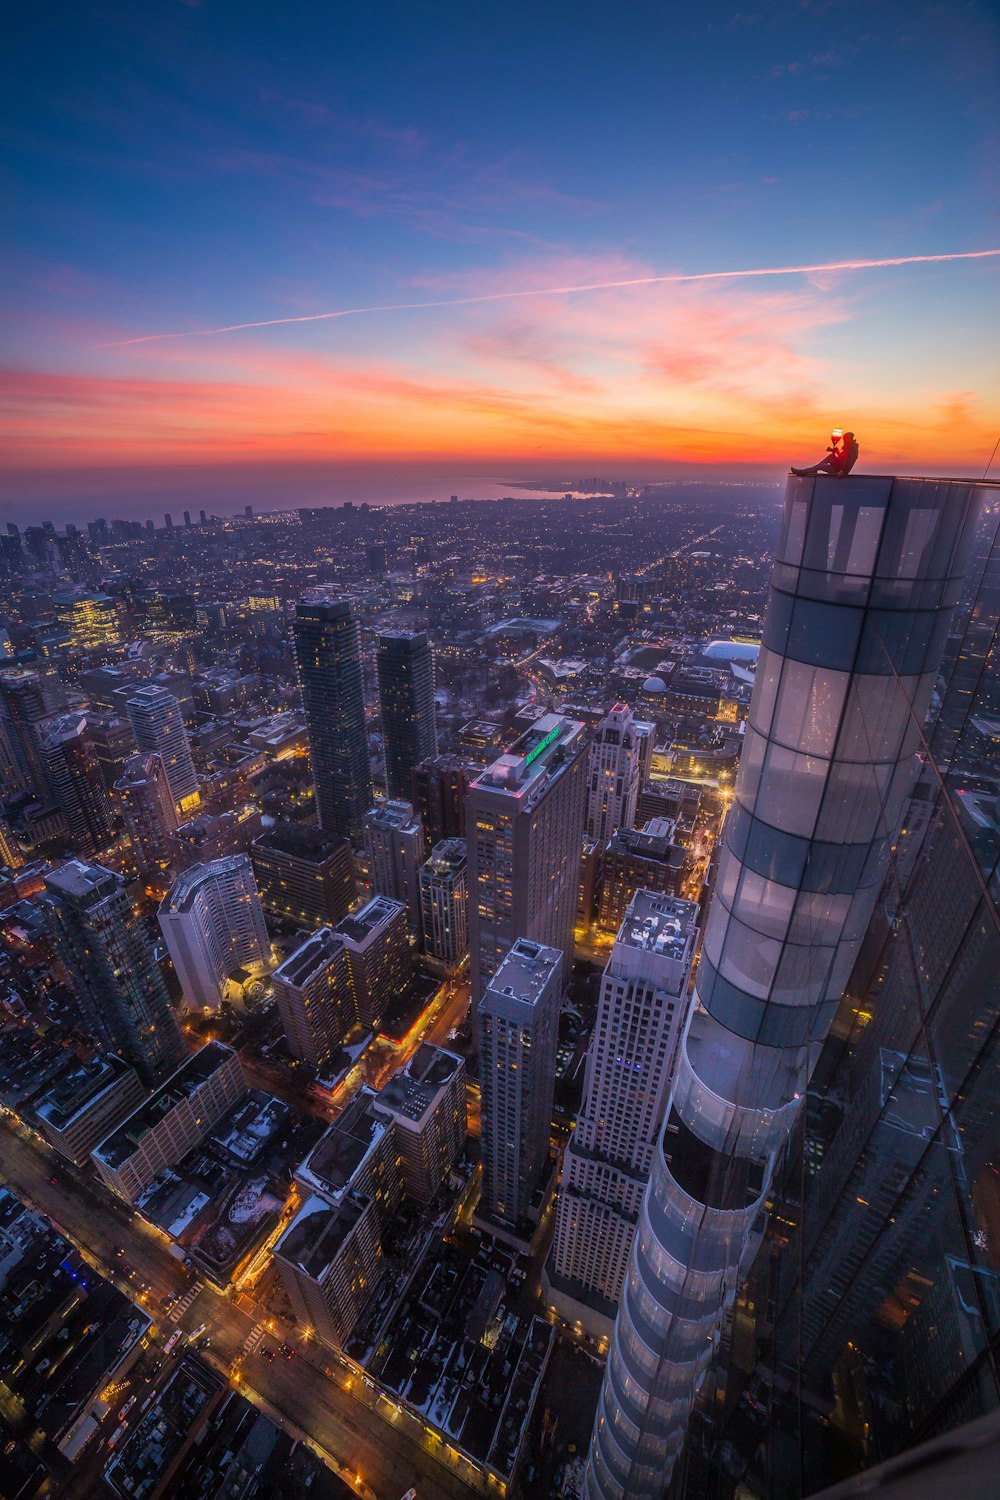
3, 1, 998, 514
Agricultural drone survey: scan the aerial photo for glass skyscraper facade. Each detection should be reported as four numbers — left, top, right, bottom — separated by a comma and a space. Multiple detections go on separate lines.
293, 598, 374, 845
677, 485, 1000, 1500
377, 629, 438, 800
585, 474, 993, 1500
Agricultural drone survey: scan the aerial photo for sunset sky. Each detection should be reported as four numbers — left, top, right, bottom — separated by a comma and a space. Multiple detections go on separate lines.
3, 0, 999, 517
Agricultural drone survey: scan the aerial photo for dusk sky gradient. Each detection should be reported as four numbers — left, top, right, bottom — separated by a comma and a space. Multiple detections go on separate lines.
3, 0, 999, 520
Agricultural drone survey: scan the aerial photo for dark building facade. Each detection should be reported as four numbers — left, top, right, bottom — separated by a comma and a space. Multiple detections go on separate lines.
251, 821, 356, 930
42, 859, 184, 1083
377, 630, 438, 801
411, 752, 470, 853
293, 599, 373, 845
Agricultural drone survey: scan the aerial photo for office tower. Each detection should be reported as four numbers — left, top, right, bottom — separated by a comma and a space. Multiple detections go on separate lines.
36, 1055, 146, 1167
164, 513, 173, 528
86, 713, 137, 790
183, 510, 191, 526
419, 838, 468, 969
250, 821, 355, 930
371, 1044, 466, 1203
478, 938, 562, 1230
586, 703, 642, 843
92, 1042, 245, 1201
42, 714, 114, 855
363, 799, 423, 936
125, 684, 199, 814
159, 854, 271, 1011
467, 713, 587, 1005
681, 490, 1000, 1500
411, 752, 470, 853
584, 473, 983, 1500
366, 542, 387, 574
0, 669, 50, 796
292, 599, 373, 844
377, 630, 438, 799
273, 895, 409, 1067
244, 504, 252, 518
547, 891, 698, 1337
42, 860, 184, 1083
115, 751, 178, 879
597, 819, 688, 936
199, 508, 207, 525
51, 591, 123, 651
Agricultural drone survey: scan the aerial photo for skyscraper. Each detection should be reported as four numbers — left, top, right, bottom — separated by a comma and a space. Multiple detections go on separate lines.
125, 684, 199, 814
547, 889, 698, 1338
419, 838, 468, 969
467, 712, 588, 1005
411, 751, 470, 853
115, 751, 179, 880
292, 598, 373, 844
42, 714, 113, 855
478, 938, 562, 1230
377, 630, 438, 799
363, 799, 424, 936
159, 854, 271, 1011
0, 669, 50, 797
586, 703, 642, 843
584, 473, 984, 1500
42, 859, 184, 1083
250, 821, 356, 930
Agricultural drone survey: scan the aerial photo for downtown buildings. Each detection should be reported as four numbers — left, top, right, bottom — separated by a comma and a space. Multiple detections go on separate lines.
42, 859, 184, 1083
586, 702, 642, 844
292, 598, 372, 844
584, 473, 989, 1500
377, 630, 438, 800
467, 712, 588, 1005
158, 854, 271, 1011
125, 684, 200, 815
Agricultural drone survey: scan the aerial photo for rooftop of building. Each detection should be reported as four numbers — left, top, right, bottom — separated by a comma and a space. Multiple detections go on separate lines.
485, 938, 562, 1006
162, 853, 253, 913
472, 712, 585, 799
364, 799, 421, 832
375, 1044, 463, 1127
607, 819, 684, 862
617, 888, 699, 960
274, 1191, 367, 1277
297, 1090, 384, 1199
273, 926, 344, 989
36, 1053, 132, 1131
93, 1042, 237, 1168
253, 820, 347, 862
423, 838, 467, 876
43, 858, 119, 904
337, 894, 405, 946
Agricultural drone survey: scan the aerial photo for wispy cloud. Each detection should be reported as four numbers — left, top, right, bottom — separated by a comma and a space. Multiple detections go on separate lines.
102, 249, 1000, 348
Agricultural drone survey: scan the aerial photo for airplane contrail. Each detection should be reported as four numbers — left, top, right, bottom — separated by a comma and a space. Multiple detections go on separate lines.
103, 249, 1000, 348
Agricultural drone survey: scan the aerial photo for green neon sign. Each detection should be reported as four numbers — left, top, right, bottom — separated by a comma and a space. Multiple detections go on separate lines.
524, 724, 562, 766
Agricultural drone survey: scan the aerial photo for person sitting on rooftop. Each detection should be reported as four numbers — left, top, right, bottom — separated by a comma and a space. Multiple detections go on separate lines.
792, 428, 860, 477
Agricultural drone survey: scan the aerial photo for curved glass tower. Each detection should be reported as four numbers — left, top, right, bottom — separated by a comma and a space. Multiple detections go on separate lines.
585, 473, 984, 1500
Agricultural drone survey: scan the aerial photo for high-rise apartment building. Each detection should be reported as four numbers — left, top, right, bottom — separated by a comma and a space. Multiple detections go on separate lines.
411, 752, 470, 853
547, 890, 698, 1338
42, 859, 184, 1083
597, 819, 688, 936
584, 473, 984, 1500
586, 703, 642, 843
125, 684, 199, 814
377, 630, 438, 800
371, 1043, 466, 1204
159, 854, 271, 1011
115, 751, 179, 880
419, 837, 468, 969
363, 799, 424, 936
478, 938, 562, 1230
86, 713, 137, 790
0, 669, 50, 797
273, 895, 410, 1067
250, 821, 356, 930
42, 714, 113, 855
292, 599, 373, 845
467, 713, 587, 1005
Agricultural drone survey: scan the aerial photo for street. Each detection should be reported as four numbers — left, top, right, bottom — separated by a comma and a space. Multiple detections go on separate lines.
0, 1113, 484, 1500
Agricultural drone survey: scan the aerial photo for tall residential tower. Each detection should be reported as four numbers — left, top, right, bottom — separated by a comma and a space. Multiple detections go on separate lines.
293, 599, 373, 844
377, 630, 438, 800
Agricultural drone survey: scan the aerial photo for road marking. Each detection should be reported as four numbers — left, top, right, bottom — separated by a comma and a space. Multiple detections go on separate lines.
167, 1281, 204, 1322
